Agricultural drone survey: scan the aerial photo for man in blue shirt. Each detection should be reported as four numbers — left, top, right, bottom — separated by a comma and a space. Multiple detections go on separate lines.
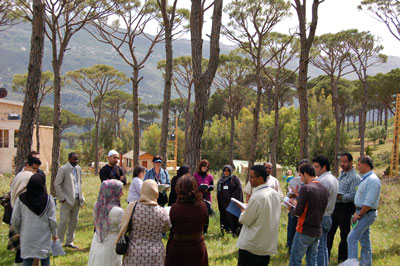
347, 156, 381, 266
327, 152, 360, 262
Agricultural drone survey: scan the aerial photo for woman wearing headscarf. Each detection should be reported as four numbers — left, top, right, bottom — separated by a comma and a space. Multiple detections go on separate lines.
88, 180, 124, 266
168, 166, 190, 206
217, 165, 243, 236
11, 173, 58, 266
165, 175, 209, 266
144, 155, 170, 207
116, 180, 171, 266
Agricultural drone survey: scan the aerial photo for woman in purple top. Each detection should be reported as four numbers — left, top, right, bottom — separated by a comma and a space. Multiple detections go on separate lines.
193, 160, 214, 202
193, 160, 214, 234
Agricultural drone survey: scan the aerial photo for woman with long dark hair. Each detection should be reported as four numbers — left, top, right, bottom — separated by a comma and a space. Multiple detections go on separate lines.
165, 175, 209, 266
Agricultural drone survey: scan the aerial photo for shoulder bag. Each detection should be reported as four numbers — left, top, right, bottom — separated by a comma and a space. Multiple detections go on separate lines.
116, 201, 138, 255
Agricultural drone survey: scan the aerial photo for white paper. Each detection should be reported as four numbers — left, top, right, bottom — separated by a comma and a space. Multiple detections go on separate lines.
282, 196, 295, 208
158, 184, 170, 193
231, 198, 247, 210
50, 239, 66, 256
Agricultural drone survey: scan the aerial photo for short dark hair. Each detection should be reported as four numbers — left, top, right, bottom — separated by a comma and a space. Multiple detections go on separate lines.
176, 174, 201, 204
197, 159, 210, 172
358, 156, 374, 170
299, 163, 315, 177
296, 159, 310, 171
27, 157, 41, 166
68, 152, 78, 159
312, 155, 331, 171
251, 165, 268, 182
133, 166, 145, 177
340, 152, 353, 162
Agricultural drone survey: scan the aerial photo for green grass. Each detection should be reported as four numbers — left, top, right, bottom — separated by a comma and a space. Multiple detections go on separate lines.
1, 171, 399, 265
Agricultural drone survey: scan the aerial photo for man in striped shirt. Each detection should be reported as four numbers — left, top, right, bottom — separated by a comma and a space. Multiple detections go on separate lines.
288, 163, 329, 266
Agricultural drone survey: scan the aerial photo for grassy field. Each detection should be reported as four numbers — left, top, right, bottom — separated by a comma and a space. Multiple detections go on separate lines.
1, 169, 399, 266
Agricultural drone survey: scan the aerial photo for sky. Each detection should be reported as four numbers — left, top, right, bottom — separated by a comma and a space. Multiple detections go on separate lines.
175, 0, 400, 57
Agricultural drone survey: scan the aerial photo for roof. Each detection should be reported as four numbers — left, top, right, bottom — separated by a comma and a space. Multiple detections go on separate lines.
122, 150, 152, 160
0, 99, 24, 106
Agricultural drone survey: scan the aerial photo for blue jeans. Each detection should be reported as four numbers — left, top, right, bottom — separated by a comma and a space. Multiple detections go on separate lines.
316, 216, 332, 266
347, 211, 377, 266
22, 257, 50, 266
287, 213, 298, 250
289, 232, 319, 266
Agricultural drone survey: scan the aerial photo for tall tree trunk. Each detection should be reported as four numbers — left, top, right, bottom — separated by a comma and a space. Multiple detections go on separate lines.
184, 0, 222, 172
132, 72, 140, 167
294, 0, 322, 160
183, 87, 192, 158
15, 0, 45, 173
229, 112, 235, 168
270, 87, 280, 177
347, 115, 350, 133
247, 64, 263, 182
359, 82, 368, 156
159, 1, 173, 168
331, 79, 341, 175
50, 63, 62, 196
94, 104, 102, 174
384, 107, 388, 130
358, 110, 362, 138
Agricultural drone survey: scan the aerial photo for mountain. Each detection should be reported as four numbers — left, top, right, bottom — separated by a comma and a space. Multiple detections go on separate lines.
1, 23, 400, 117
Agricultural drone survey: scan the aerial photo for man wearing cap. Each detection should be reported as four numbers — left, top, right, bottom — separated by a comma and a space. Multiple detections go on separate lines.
346, 156, 381, 266
99, 150, 126, 185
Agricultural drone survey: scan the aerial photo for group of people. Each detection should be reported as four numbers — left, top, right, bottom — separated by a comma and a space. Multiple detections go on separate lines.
285, 154, 381, 266
4, 148, 381, 266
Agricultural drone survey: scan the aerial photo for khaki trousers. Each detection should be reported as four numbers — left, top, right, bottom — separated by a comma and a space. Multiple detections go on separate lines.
58, 198, 80, 245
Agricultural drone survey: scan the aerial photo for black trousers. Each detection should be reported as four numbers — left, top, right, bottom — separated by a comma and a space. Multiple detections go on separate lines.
327, 202, 356, 262
238, 249, 270, 266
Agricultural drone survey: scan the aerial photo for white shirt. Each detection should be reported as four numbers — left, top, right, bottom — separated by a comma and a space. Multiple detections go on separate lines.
237, 184, 281, 256
317, 171, 339, 216
127, 177, 143, 203
243, 175, 284, 198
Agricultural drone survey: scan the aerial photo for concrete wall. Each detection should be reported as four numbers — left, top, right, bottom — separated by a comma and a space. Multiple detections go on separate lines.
0, 100, 53, 174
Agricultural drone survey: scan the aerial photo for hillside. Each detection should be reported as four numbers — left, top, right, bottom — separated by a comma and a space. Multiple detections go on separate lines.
1, 23, 400, 117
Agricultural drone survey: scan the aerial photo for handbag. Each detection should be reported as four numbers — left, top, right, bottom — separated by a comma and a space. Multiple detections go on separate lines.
116, 202, 138, 255
0, 192, 12, 224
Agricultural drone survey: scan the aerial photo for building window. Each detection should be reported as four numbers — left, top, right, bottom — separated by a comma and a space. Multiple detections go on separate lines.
0, 130, 9, 148
14, 130, 19, 148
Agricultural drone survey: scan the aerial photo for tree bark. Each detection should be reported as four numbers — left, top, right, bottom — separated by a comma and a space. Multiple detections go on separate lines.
294, 0, 322, 160
132, 71, 140, 167
229, 112, 235, 168
158, 0, 174, 168
384, 107, 388, 130
184, 0, 222, 172
331, 78, 341, 175
359, 81, 368, 156
94, 103, 102, 174
15, 0, 45, 173
270, 86, 280, 177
